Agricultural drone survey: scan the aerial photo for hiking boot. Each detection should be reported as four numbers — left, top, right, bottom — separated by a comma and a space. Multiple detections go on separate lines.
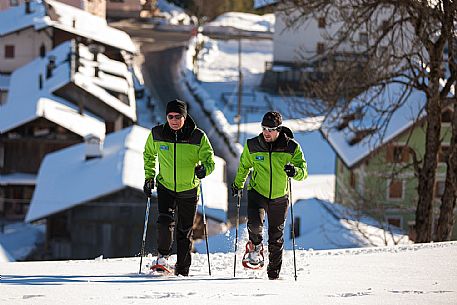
267, 264, 280, 280
155, 254, 171, 268
246, 241, 264, 266
174, 265, 189, 276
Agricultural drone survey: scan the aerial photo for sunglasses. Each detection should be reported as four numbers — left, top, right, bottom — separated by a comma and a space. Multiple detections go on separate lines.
262, 126, 279, 132
167, 114, 184, 120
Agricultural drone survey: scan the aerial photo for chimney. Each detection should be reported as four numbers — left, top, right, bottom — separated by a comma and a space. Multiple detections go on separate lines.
72, 18, 76, 28
46, 55, 56, 79
25, 0, 31, 14
84, 134, 103, 160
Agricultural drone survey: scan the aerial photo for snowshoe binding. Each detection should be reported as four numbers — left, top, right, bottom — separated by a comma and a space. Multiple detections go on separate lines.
242, 241, 265, 270
149, 255, 174, 275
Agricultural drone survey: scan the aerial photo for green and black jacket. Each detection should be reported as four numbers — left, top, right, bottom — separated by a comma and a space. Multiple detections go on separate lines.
233, 127, 307, 200
143, 115, 215, 193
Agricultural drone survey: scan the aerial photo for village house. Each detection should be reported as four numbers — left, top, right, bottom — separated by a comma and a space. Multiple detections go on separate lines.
106, 0, 148, 19
254, 0, 374, 93
25, 125, 228, 260
0, 0, 136, 76
0, 0, 106, 18
321, 83, 456, 241
0, 39, 137, 220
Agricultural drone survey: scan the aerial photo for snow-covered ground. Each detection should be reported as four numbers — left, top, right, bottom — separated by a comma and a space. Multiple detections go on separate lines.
2, 242, 456, 304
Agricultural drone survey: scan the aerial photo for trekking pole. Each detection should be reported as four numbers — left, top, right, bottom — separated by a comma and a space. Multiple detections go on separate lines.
288, 177, 298, 281
200, 183, 212, 276
233, 192, 241, 277
139, 196, 151, 274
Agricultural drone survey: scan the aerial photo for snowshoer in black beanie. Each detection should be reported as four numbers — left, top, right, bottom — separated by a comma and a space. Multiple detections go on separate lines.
143, 99, 215, 276
231, 111, 308, 280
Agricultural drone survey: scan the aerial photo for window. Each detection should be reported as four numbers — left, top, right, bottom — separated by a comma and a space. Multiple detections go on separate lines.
359, 32, 368, 44
5, 45, 15, 58
10, 0, 19, 6
317, 17, 326, 28
435, 180, 445, 198
316, 42, 325, 54
0, 144, 4, 168
350, 171, 357, 189
388, 179, 403, 199
0, 90, 7, 105
438, 145, 450, 163
441, 109, 453, 123
40, 44, 46, 58
387, 145, 409, 163
387, 217, 402, 228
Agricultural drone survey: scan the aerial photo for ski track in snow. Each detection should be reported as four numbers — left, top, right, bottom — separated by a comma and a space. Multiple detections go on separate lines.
1, 242, 457, 304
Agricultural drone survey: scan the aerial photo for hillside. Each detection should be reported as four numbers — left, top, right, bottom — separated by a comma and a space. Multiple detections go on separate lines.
1, 242, 456, 304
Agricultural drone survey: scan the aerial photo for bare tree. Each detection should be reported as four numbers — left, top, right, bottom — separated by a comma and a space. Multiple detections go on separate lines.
278, 0, 457, 242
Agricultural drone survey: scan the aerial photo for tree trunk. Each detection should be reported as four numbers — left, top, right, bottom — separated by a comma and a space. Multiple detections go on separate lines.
415, 65, 442, 243
435, 103, 457, 241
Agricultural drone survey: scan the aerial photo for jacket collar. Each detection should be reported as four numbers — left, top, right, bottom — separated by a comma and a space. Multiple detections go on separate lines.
163, 114, 197, 141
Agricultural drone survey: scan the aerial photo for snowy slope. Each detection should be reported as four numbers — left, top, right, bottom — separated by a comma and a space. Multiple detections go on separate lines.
1, 242, 456, 304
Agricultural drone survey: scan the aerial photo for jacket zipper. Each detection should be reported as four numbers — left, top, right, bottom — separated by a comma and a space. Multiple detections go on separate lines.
268, 145, 272, 199
174, 131, 177, 192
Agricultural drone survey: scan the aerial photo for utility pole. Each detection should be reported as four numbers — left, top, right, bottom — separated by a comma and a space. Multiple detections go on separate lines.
235, 33, 243, 143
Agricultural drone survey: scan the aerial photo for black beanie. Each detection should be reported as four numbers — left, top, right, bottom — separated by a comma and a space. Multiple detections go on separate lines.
166, 99, 187, 117
262, 111, 282, 128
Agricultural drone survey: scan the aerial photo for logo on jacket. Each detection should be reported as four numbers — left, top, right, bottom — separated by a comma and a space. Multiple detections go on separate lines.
255, 156, 264, 161
160, 145, 169, 151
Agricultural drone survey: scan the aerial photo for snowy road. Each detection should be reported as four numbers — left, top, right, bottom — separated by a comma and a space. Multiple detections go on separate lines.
1, 242, 456, 304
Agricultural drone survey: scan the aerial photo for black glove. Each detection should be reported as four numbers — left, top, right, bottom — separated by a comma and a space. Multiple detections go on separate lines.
195, 165, 206, 179
143, 178, 154, 197
284, 164, 296, 178
231, 183, 242, 198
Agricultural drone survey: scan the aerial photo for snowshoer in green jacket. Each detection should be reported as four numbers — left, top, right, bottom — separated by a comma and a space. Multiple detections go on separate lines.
143, 99, 215, 276
231, 111, 307, 280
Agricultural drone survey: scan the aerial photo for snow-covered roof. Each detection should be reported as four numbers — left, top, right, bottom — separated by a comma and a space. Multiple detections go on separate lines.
0, 42, 106, 138
0, 222, 45, 261
0, 0, 136, 53
293, 198, 410, 249
156, 0, 192, 25
0, 0, 47, 36
0, 243, 14, 262
253, 0, 277, 9
26, 125, 150, 222
321, 83, 426, 168
0, 173, 36, 186
204, 12, 275, 33
194, 198, 409, 253
1, 40, 136, 127
0, 96, 106, 139
0, 74, 11, 90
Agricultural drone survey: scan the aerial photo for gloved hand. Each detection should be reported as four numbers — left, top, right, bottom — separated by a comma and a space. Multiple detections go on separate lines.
231, 183, 242, 198
195, 165, 206, 179
143, 178, 154, 197
284, 164, 296, 178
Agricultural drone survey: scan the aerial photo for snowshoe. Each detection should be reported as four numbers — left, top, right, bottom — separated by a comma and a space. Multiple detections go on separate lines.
149, 255, 174, 275
242, 241, 265, 270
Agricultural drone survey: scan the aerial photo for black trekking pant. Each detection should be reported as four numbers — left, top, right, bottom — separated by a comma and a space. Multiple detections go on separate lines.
247, 189, 288, 277
156, 182, 198, 273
